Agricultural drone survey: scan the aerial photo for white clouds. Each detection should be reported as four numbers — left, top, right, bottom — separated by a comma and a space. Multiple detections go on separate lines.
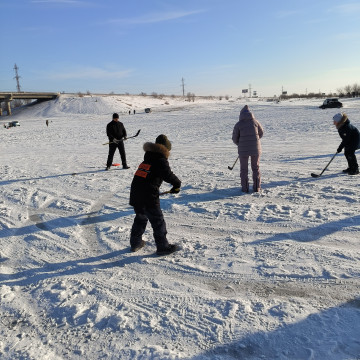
330, 3, 360, 14
274, 10, 301, 19
43, 66, 133, 80
31, 0, 91, 6
335, 32, 360, 40
107, 9, 205, 25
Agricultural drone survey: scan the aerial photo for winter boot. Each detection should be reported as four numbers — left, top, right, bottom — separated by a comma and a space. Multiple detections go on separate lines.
348, 168, 359, 175
131, 240, 146, 252
343, 168, 350, 173
156, 244, 179, 256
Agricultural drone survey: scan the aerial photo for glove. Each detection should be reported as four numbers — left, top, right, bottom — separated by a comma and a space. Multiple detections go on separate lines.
170, 187, 180, 194
112, 138, 119, 144
337, 146, 342, 153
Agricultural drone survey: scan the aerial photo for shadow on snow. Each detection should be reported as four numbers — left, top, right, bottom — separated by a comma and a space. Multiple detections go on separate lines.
250, 214, 360, 245
0, 169, 106, 187
0, 209, 134, 238
188, 299, 360, 360
0, 248, 158, 287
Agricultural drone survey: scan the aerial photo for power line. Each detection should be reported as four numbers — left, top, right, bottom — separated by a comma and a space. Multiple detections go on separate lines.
181, 78, 185, 96
13, 64, 21, 92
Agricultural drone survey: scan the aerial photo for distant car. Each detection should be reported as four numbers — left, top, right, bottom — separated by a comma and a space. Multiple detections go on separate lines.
319, 98, 343, 109
145, 108, 151, 113
4, 121, 20, 129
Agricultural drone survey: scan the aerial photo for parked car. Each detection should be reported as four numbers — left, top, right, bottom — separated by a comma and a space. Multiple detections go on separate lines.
3, 121, 20, 129
319, 98, 343, 109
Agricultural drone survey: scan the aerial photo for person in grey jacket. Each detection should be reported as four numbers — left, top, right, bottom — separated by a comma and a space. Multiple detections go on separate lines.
232, 105, 264, 192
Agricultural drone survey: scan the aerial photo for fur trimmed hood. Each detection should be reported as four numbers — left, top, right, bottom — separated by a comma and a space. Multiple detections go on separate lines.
143, 142, 170, 159
335, 113, 349, 129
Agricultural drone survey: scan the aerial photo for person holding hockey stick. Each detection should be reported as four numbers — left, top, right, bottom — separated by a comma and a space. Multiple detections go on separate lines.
232, 105, 264, 192
106, 113, 130, 170
129, 134, 181, 255
333, 113, 360, 175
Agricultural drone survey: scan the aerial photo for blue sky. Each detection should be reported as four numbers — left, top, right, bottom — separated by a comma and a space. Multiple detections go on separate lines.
1, 0, 360, 97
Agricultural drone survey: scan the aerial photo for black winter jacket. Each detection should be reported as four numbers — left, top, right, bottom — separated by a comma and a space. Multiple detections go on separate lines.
337, 118, 360, 153
106, 120, 127, 142
130, 142, 181, 207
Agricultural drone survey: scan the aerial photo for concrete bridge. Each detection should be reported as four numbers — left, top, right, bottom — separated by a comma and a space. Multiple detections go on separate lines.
0, 92, 59, 116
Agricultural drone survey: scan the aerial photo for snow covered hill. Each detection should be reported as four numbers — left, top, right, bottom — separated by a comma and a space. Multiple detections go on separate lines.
1, 95, 359, 359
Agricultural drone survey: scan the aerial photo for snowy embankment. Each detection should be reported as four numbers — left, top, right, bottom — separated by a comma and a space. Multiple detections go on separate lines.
1, 94, 360, 359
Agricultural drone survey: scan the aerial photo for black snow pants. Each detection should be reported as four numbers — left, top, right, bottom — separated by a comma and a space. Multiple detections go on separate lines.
106, 141, 127, 168
130, 204, 169, 250
345, 148, 359, 171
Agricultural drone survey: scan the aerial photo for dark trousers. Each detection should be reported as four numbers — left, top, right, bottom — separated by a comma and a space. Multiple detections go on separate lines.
106, 141, 127, 167
345, 148, 359, 171
130, 204, 168, 250
239, 155, 261, 192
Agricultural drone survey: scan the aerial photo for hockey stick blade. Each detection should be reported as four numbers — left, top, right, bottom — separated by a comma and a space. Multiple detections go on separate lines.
228, 156, 239, 171
125, 129, 141, 140
310, 152, 337, 179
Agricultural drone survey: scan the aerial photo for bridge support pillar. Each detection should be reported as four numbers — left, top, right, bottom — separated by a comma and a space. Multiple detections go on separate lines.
6, 101, 11, 116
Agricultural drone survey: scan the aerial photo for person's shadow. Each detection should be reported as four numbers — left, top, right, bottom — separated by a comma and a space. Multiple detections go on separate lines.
0, 169, 105, 187
0, 249, 157, 287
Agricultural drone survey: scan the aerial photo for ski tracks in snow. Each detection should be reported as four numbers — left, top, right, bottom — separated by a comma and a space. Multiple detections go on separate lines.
1, 98, 360, 359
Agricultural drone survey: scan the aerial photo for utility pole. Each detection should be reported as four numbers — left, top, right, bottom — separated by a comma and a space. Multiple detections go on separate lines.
181, 77, 185, 97
249, 84, 252, 98
13, 64, 22, 92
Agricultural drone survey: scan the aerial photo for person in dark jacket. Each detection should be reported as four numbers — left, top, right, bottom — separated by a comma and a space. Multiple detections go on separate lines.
129, 134, 181, 255
333, 113, 360, 175
106, 113, 129, 170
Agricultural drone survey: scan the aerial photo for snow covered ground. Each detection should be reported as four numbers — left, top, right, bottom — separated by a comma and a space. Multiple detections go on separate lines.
1, 94, 360, 359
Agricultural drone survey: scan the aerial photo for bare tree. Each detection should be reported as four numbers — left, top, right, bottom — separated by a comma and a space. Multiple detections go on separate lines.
344, 85, 352, 96
186, 92, 195, 102
336, 87, 345, 97
352, 83, 360, 96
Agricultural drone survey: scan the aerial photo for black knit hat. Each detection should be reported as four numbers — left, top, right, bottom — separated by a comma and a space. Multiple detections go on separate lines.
155, 134, 172, 151
112, 113, 119, 119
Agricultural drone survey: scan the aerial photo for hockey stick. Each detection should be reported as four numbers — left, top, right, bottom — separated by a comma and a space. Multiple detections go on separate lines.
102, 129, 141, 145
228, 156, 239, 170
311, 152, 337, 178
126, 129, 141, 140
160, 188, 180, 196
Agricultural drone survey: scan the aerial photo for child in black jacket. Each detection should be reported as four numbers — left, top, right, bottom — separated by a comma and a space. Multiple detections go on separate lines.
333, 113, 360, 175
129, 134, 181, 255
